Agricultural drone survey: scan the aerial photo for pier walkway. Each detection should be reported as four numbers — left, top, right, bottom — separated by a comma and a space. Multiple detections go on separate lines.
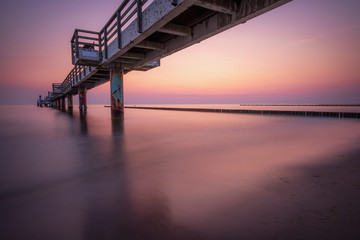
40, 0, 292, 117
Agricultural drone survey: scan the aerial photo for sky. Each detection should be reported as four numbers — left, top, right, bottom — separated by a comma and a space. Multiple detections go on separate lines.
0, 0, 359, 105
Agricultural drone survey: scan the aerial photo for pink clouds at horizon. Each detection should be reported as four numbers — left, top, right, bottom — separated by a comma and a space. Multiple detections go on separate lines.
0, 0, 359, 105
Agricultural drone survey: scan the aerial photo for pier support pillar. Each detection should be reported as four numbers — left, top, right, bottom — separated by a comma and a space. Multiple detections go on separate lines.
57, 99, 60, 109
110, 67, 124, 118
79, 88, 87, 112
67, 95, 73, 111
61, 97, 66, 110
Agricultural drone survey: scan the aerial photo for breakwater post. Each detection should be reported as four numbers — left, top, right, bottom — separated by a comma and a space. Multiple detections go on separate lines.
125, 106, 360, 119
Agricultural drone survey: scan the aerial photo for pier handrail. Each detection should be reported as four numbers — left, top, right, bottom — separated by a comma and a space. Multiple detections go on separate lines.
71, 0, 149, 62
99, 0, 148, 59
60, 65, 94, 94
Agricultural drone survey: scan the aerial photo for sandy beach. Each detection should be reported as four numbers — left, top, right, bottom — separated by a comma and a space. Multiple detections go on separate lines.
242, 146, 360, 239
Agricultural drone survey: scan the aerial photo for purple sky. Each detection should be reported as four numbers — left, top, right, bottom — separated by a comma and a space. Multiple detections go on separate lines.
0, 0, 359, 105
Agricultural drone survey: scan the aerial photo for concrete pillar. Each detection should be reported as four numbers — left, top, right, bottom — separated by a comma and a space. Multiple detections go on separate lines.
110, 67, 124, 118
57, 99, 60, 109
67, 95, 73, 111
79, 88, 87, 112
61, 97, 66, 110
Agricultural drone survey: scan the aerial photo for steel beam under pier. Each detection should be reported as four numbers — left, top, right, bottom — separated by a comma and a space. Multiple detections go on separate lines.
67, 95, 73, 111
79, 88, 87, 112
110, 67, 124, 118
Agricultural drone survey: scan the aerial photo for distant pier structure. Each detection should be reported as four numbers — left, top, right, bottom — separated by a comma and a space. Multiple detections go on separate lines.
38, 0, 292, 117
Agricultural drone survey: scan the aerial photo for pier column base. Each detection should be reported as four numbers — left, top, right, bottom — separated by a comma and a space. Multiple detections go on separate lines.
61, 97, 66, 110
110, 67, 124, 118
67, 95, 73, 111
79, 88, 87, 112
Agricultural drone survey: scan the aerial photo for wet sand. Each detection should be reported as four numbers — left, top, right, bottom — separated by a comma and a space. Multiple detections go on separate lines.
246, 147, 360, 240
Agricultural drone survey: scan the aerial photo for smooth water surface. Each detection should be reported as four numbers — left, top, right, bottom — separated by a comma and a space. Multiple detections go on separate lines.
1, 105, 360, 240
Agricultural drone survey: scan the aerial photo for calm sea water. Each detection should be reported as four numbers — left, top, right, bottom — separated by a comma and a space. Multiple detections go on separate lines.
1, 105, 360, 239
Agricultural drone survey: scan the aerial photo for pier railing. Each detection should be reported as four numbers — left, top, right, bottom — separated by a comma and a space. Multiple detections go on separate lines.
52, 83, 63, 95
61, 65, 94, 94
71, 29, 101, 65
71, 0, 151, 65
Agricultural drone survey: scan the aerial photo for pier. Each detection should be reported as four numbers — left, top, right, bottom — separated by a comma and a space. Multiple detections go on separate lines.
37, 0, 292, 117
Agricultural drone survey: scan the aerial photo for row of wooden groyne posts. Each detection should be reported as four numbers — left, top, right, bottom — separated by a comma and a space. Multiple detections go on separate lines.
36, 100, 360, 119
125, 106, 360, 119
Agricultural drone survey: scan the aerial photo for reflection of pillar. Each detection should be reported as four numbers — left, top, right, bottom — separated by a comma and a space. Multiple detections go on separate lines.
67, 95, 73, 111
79, 109, 87, 135
111, 118, 124, 136
79, 88, 87, 112
61, 97, 66, 110
110, 67, 124, 118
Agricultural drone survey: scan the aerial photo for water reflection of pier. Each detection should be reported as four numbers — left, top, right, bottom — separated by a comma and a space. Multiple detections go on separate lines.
53, 112, 198, 239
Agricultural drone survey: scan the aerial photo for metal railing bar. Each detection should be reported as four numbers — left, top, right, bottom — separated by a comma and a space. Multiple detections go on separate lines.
107, 28, 118, 41
75, 29, 99, 35
78, 36, 99, 41
100, 0, 131, 33
117, 9, 122, 49
122, 8, 137, 28
121, 0, 137, 20
75, 31, 79, 58
107, 21, 118, 36
77, 41, 99, 46
98, 33, 102, 59
137, 0, 143, 33
104, 28, 108, 59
